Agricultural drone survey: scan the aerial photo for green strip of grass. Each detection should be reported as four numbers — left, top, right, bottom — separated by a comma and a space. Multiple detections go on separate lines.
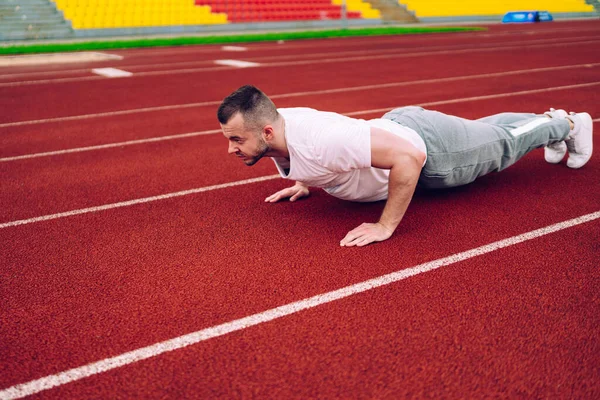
0, 26, 483, 55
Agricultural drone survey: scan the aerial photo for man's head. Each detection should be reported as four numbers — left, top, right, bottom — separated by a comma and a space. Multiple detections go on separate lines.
218, 85, 280, 166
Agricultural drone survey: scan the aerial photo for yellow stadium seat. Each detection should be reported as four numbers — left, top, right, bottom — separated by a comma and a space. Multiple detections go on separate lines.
331, 0, 381, 19
401, 0, 595, 18
52, 0, 229, 29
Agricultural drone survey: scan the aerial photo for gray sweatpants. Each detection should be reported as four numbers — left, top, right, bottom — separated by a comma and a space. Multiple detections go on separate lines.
382, 106, 571, 189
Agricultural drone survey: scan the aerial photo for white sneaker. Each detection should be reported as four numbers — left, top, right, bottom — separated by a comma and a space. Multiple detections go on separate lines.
543, 108, 568, 164
565, 112, 594, 169
544, 108, 568, 119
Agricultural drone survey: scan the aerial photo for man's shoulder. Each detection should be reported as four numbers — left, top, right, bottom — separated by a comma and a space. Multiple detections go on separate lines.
278, 107, 371, 173
278, 107, 320, 118
280, 109, 321, 151
279, 107, 361, 127
278, 107, 315, 112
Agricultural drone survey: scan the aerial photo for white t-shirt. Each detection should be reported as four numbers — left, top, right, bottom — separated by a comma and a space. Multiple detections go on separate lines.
272, 108, 427, 202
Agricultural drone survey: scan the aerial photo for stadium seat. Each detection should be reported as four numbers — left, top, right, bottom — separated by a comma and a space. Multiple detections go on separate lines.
195, 0, 379, 22
53, 0, 377, 28
400, 0, 594, 18
53, 0, 228, 29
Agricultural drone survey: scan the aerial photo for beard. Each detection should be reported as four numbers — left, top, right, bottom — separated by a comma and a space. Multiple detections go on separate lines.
242, 137, 270, 166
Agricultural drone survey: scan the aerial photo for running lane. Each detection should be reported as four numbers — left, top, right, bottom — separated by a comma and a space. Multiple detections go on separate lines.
2, 33, 599, 84
1, 81, 599, 222
1, 155, 598, 393
1, 38, 600, 123
2, 50, 600, 155
23, 221, 599, 399
0, 19, 598, 80
2, 21, 599, 398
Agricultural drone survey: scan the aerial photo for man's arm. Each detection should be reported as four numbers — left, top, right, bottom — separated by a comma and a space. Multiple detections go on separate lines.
265, 181, 309, 203
340, 126, 425, 247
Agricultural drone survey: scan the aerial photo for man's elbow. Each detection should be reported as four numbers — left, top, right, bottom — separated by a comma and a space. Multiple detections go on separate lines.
413, 149, 426, 168
404, 148, 426, 174
391, 154, 423, 185
394, 146, 426, 172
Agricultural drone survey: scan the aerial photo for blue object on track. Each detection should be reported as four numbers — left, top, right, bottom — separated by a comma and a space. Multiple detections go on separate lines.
537, 11, 554, 21
502, 11, 554, 23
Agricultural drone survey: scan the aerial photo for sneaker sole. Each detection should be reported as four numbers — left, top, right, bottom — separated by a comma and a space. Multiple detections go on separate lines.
544, 141, 567, 164
567, 112, 594, 169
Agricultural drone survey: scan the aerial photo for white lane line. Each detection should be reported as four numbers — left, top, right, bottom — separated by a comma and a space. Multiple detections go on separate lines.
88, 26, 600, 58
0, 175, 280, 229
1, 38, 599, 88
0, 66, 231, 87
261, 39, 600, 69
213, 59, 260, 68
0, 130, 220, 162
2, 34, 597, 81
0, 100, 219, 128
0, 52, 123, 67
1, 211, 598, 400
221, 46, 248, 52
7, 26, 596, 70
3, 76, 599, 162
212, 34, 600, 65
2, 61, 598, 129
346, 81, 600, 117
91, 68, 133, 78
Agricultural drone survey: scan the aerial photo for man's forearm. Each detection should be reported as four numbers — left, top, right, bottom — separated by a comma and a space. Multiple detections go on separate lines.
378, 161, 421, 232
340, 126, 425, 247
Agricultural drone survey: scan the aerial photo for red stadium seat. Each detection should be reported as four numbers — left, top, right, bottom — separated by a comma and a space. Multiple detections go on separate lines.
195, 0, 362, 22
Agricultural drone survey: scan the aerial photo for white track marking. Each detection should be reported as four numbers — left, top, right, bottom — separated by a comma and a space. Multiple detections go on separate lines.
3, 75, 599, 162
0, 52, 122, 67
594, 118, 600, 122
0, 175, 280, 229
2, 62, 598, 129
346, 81, 600, 116
0, 66, 231, 87
91, 68, 133, 78
213, 59, 260, 68
1, 211, 598, 399
159, 34, 600, 67
221, 46, 247, 52
91, 26, 600, 59
6, 38, 600, 86
0, 100, 220, 128
3, 34, 597, 80
1, 38, 599, 88
63, 26, 600, 60
261, 39, 600, 69
0, 130, 220, 162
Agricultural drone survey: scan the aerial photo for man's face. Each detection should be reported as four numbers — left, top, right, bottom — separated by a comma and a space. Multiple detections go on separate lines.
221, 113, 269, 166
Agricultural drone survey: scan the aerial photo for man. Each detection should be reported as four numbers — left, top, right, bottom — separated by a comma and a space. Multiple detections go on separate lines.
217, 85, 593, 247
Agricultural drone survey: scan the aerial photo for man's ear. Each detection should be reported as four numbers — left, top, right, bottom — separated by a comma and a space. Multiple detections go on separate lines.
262, 124, 275, 142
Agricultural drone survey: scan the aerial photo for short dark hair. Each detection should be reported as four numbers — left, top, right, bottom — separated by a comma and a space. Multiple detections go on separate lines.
217, 85, 278, 131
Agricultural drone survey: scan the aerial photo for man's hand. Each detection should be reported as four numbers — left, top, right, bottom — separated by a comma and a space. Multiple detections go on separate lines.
340, 222, 394, 247
338, 127, 424, 248
265, 182, 309, 203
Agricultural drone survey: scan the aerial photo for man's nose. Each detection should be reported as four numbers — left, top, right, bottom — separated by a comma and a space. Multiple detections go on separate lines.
228, 142, 237, 154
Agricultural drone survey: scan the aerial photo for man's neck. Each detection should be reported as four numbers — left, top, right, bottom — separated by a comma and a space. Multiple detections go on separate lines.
266, 116, 290, 159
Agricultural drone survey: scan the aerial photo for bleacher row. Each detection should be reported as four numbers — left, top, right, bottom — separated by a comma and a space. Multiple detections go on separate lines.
51, 0, 596, 30
198, 0, 364, 23
52, 0, 379, 29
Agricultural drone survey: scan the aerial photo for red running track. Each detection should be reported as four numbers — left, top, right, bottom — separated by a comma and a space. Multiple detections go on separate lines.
0, 20, 599, 399
2, 36, 600, 123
